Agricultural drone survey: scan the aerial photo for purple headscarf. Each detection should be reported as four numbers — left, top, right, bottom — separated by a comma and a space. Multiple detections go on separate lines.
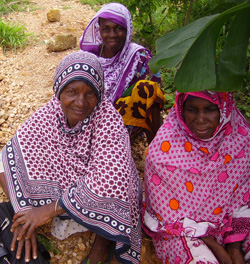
80, 3, 153, 103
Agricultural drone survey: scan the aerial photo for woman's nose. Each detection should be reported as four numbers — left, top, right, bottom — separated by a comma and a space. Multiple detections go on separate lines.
75, 94, 87, 107
110, 29, 117, 37
197, 111, 206, 123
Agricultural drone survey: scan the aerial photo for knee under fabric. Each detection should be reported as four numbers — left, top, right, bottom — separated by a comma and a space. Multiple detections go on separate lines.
0, 202, 50, 264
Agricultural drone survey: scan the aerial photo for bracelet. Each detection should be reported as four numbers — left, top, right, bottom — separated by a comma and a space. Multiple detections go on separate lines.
55, 199, 60, 214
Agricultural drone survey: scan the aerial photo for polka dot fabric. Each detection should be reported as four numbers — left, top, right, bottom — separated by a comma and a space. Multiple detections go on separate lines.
142, 91, 250, 263
2, 95, 142, 263
2, 50, 142, 264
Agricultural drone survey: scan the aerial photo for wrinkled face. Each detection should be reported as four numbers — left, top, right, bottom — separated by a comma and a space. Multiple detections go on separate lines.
183, 97, 220, 139
60, 80, 98, 128
99, 18, 127, 55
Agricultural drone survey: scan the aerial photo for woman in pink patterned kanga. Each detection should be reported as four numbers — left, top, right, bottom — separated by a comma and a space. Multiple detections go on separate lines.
142, 91, 250, 264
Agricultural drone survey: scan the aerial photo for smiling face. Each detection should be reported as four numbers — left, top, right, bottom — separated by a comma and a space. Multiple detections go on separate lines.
183, 97, 220, 139
60, 80, 98, 128
99, 18, 127, 58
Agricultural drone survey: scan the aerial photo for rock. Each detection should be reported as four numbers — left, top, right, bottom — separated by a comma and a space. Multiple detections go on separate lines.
47, 9, 61, 22
46, 34, 77, 52
78, 242, 86, 251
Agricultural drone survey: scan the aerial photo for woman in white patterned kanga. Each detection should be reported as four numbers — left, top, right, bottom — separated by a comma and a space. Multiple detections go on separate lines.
0, 51, 142, 264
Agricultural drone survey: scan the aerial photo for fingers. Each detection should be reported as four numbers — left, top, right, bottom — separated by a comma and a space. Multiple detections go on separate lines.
25, 223, 36, 240
12, 210, 26, 221
24, 238, 32, 262
30, 233, 38, 260
16, 236, 25, 260
11, 227, 38, 262
11, 228, 18, 252
11, 221, 29, 241
11, 214, 27, 231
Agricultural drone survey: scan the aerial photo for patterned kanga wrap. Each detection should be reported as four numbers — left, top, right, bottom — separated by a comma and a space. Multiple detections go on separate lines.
79, 3, 156, 104
143, 91, 250, 263
2, 51, 142, 264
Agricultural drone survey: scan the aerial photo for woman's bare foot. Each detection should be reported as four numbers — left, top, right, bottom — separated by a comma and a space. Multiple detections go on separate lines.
86, 234, 112, 264
226, 242, 246, 264
201, 236, 233, 264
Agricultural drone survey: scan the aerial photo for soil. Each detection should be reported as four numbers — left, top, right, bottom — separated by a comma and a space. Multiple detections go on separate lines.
0, 0, 161, 263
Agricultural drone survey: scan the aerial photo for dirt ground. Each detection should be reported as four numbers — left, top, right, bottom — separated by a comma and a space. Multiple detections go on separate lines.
0, 0, 161, 263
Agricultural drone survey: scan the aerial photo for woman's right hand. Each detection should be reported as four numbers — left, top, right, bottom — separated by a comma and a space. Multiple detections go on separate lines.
11, 225, 38, 262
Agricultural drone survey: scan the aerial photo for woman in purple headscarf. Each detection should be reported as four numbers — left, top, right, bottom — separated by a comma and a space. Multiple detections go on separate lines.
0, 51, 142, 264
80, 3, 165, 144
142, 91, 250, 263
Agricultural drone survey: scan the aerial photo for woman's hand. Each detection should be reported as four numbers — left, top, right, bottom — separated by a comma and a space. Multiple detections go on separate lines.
201, 236, 233, 264
11, 225, 38, 262
226, 242, 246, 264
11, 202, 57, 240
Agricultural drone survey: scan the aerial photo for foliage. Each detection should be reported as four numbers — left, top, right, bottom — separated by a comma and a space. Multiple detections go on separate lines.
118, 0, 167, 50
0, 0, 30, 16
149, 1, 250, 93
0, 19, 32, 51
79, 0, 111, 11
37, 234, 61, 255
160, 68, 176, 110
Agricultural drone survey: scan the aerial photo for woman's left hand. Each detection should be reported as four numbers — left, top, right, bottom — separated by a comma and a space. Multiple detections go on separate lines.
11, 203, 55, 240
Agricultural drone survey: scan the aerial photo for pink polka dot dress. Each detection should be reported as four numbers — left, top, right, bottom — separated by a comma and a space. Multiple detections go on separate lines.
143, 91, 250, 263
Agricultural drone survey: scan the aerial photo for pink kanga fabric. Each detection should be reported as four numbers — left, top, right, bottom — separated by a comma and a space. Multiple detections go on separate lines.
143, 91, 250, 263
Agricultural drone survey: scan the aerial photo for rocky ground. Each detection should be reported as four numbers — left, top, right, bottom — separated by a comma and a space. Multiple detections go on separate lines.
0, 0, 161, 263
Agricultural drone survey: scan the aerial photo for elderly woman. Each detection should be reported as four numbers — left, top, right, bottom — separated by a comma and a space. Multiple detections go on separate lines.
80, 3, 165, 144
0, 51, 142, 264
142, 91, 250, 263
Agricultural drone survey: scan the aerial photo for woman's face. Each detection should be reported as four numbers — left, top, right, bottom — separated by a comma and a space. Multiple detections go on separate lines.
60, 80, 98, 128
183, 97, 220, 139
99, 18, 127, 56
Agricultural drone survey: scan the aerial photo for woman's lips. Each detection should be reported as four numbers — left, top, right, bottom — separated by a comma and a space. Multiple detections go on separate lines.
72, 109, 87, 115
196, 129, 209, 134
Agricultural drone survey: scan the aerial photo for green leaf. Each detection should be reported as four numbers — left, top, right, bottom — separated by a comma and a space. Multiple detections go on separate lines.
174, 17, 227, 92
149, 0, 250, 92
215, 7, 250, 91
149, 15, 219, 72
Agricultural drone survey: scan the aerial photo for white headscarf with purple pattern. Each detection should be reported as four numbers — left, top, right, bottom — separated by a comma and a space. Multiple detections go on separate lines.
2, 51, 142, 264
80, 3, 152, 103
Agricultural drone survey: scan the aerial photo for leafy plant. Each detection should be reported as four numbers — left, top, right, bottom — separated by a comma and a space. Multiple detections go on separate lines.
37, 234, 61, 255
160, 68, 176, 110
79, 0, 112, 11
149, 1, 250, 93
0, 19, 32, 51
0, 0, 31, 16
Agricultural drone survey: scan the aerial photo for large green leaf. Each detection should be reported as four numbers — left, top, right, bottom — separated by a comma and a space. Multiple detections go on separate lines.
215, 7, 250, 91
149, 15, 219, 72
150, 1, 250, 92
174, 18, 227, 92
